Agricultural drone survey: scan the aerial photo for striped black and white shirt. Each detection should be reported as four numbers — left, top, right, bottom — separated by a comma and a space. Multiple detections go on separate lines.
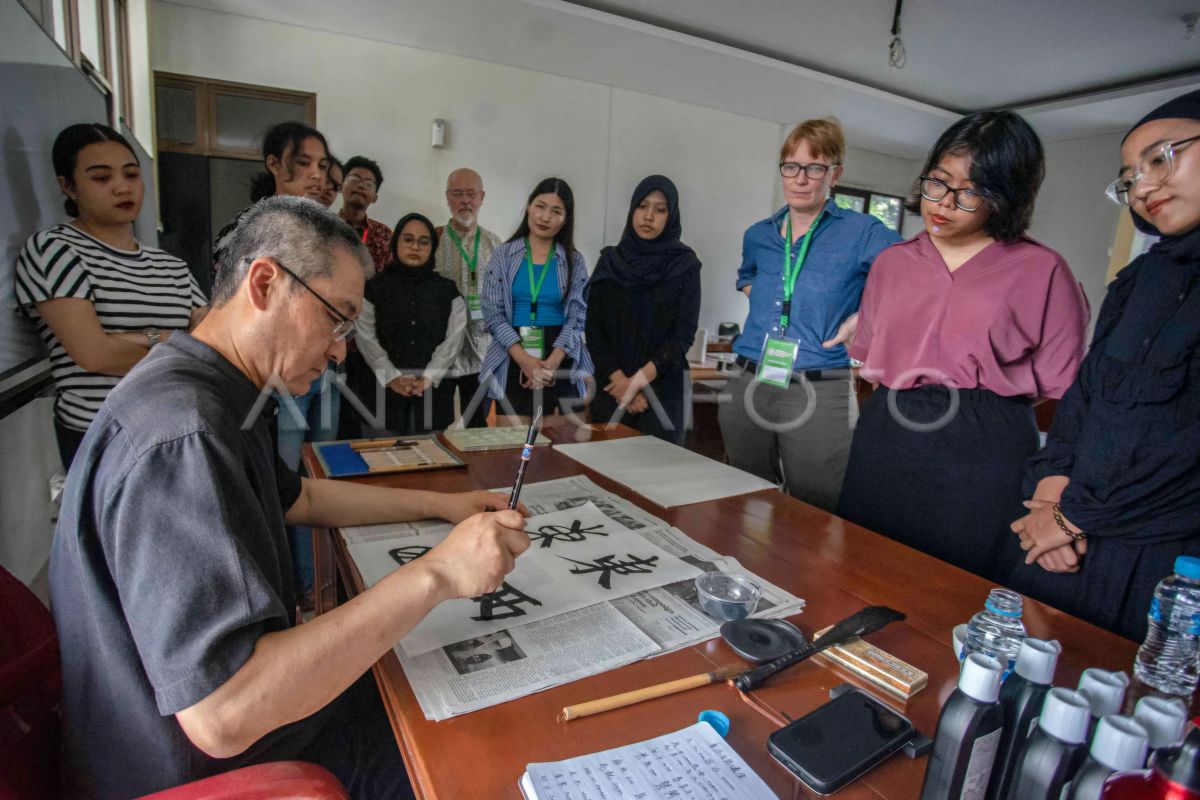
15, 224, 206, 431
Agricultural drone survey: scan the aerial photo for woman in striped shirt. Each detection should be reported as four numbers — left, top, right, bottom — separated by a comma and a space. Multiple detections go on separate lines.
15, 123, 206, 469
480, 177, 593, 422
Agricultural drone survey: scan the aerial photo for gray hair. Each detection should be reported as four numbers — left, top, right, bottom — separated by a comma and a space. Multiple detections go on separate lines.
210, 195, 372, 307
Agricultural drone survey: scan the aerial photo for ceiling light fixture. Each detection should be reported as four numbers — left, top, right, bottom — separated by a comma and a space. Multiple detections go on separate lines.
889, 0, 907, 69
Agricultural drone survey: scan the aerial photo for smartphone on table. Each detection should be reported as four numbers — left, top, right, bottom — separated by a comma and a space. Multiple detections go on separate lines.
768, 687, 915, 795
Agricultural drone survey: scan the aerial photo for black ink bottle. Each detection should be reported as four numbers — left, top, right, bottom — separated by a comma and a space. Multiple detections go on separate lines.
988, 637, 1061, 800
920, 652, 1005, 800
1007, 687, 1091, 800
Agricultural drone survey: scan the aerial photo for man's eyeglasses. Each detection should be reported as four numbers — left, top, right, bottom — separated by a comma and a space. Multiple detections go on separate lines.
919, 176, 984, 212
344, 174, 377, 191
448, 189, 479, 201
1106, 134, 1200, 206
779, 162, 837, 180
267, 260, 356, 341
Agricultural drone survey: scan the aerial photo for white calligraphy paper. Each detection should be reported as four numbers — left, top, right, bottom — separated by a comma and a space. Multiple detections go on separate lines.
346, 503, 702, 656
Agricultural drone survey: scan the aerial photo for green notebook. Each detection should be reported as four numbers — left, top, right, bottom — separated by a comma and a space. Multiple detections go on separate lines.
442, 426, 552, 452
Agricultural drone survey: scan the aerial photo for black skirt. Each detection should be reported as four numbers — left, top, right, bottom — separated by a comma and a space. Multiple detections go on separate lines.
589, 368, 687, 444
837, 385, 1038, 582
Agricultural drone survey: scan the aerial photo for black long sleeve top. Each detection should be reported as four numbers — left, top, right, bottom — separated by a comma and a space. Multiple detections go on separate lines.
585, 270, 702, 383
1015, 227, 1200, 639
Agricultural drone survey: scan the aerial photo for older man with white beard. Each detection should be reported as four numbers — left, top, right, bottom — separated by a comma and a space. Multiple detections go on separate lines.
434, 167, 502, 427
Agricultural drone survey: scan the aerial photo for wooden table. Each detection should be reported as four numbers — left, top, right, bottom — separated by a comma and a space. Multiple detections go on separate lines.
302, 420, 1138, 799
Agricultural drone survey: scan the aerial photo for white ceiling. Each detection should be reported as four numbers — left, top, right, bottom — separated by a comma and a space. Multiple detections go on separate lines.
565, 0, 1200, 111
164, 0, 1200, 159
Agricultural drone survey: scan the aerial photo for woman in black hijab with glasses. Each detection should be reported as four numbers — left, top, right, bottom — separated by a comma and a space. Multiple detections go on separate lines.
356, 212, 465, 434
1009, 89, 1200, 641
587, 175, 702, 443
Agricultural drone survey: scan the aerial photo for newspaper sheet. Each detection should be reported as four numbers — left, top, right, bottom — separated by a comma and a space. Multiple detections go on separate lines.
398, 602, 660, 721
343, 477, 805, 720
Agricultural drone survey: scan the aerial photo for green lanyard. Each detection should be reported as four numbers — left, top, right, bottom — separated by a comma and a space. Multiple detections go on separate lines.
524, 238, 556, 322
780, 211, 822, 331
447, 225, 481, 286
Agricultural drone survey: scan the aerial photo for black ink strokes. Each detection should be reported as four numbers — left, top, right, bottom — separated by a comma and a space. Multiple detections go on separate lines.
559, 554, 661, 590
389, 545, 432, 566
527, 518, 610, 548
470, 583, 544, 621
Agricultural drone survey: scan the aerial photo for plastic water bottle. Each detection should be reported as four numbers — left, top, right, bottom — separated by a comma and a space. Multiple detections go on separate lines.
1077, 668, 1130, 742
1134, 556, 1200, 698
960, 588, 1027, 678
1066, 715, 1150, 800
1009, 687, 1093, 800
920, 653, 1006, 800
990, 638, 1062, 800
1100, 726, 1200, 800
1133, 696, 1188, 767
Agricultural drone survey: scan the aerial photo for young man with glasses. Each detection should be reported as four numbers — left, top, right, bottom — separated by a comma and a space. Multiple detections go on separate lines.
434, 167, 503, 427
338, 155, 392, 272
718, 117, 901, 513
48, 196, 530, 799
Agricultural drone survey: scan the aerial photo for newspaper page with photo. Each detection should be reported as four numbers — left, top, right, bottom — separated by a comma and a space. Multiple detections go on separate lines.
340, 477, 805, 720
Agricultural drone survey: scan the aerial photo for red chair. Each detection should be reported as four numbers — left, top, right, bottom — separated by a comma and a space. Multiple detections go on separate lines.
0, 565, 347, 800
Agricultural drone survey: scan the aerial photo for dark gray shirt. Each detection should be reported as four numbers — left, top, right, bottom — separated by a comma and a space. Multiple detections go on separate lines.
49, 333, 309, 798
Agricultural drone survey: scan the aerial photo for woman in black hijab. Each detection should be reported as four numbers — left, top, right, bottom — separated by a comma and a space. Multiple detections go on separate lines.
1008, 89, 1200, 641
357, 212, 465, 434
587, 175, 702, 443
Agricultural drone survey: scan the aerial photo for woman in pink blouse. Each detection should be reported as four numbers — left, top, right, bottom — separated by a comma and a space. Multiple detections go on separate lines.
836, 111, 1090, 582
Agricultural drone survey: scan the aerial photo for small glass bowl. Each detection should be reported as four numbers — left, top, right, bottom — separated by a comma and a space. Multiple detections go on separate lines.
695, 572, 761, 621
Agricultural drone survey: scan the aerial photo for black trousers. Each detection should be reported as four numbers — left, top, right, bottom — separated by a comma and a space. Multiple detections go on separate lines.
54, 418, 87, 471
451, 372, 492, 428
837, 386, 1037, 582
233, 673, 413, 800
383, 382, 456, 434
589, 369, 687, 444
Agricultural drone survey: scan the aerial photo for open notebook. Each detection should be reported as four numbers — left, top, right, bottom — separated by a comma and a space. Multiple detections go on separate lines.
520, 722, 777, 800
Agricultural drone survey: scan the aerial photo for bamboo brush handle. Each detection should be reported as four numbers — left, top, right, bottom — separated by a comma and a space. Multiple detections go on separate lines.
559, 666, 741, 722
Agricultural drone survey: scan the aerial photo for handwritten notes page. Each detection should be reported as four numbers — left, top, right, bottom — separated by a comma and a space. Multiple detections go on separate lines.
521, 722, 778, 800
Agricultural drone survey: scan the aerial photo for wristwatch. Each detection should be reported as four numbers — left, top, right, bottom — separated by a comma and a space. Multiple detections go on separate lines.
143, 327, 162, 348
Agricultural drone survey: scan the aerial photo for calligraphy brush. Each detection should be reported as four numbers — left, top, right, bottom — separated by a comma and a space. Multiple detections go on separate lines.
732, 605, 905, 691
559, 605, 905, 721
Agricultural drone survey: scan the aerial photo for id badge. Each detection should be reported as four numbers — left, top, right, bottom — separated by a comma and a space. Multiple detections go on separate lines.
756, 336, 799, 388
519, 326, 545, 359
466, 293, 483, 321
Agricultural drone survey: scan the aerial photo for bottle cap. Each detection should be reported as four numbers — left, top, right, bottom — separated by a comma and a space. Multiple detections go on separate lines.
697, 710, 730, 738
1039, 687, 1093, 744
1077, 668, 1130, 717
959, 652, 1003, 703
1014, 638, 1061, 684
1134, 696, 1188, 750
1090, 715, 1150, 771
1174, 556, 1200, 580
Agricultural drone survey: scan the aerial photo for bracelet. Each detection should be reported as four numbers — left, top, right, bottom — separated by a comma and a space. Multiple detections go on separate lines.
1052, 504, 1086, 542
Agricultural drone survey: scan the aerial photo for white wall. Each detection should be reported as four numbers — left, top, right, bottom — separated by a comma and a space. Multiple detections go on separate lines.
1028, 132, 1124, 328
605, 88, 780, 331
150, 1, 918, 334
126, 0, 155, 151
